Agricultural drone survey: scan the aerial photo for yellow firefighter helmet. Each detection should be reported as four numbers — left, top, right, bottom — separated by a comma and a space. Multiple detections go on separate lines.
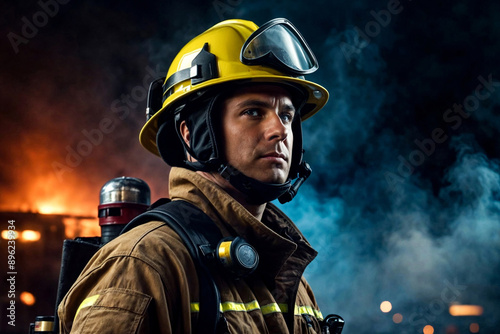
140, 18, 329, 157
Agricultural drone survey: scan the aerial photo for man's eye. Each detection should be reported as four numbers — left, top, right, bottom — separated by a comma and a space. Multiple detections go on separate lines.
280, 112, 294, 123
243, 109, 261, 117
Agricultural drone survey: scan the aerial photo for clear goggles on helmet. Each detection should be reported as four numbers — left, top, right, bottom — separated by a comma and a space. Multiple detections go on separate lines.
240, 18, 319, 76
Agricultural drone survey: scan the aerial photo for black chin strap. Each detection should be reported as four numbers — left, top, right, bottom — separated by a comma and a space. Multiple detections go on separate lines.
278, 161, 312, 204
217, 162, 311, 205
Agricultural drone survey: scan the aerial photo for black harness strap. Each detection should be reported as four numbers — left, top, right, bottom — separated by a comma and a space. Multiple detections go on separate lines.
120, 199, 223, 334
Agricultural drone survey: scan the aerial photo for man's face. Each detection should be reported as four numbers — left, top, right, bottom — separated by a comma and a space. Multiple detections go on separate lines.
220, 85, 295, 184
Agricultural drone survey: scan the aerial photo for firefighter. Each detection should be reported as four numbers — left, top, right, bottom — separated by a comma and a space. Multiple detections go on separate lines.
58, 18, 335, 333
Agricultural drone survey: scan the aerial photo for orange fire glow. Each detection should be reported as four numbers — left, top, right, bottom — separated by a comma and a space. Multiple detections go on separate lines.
63, 218, 100, 238
0, 172, 101, 237
0, 175, 97, 216
0, 125, 99, 218
0, 142, 102, 237
20, 230, 42, 242
0, 108, 162, 239
0, 77, 166, 241
37, 202, 69, 215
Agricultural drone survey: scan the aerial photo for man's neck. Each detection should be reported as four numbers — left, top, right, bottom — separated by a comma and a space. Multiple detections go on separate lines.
196, 171, 266, 220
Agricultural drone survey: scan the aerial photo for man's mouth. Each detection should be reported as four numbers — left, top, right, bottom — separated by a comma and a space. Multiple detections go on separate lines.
261, 152, 288, 162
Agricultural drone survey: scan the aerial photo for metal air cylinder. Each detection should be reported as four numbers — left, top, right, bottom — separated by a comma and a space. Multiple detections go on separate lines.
98, 176, 150, 245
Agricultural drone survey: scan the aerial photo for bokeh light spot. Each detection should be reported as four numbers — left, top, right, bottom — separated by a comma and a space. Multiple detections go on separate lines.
392, 313, 403, 324
423, 325, 434, 334
469, 323, 479, 333
20, 291, 36, 306
380, 301, 392, 313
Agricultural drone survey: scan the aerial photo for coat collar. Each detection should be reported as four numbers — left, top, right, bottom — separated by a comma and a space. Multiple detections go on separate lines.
168, 167, 317, 280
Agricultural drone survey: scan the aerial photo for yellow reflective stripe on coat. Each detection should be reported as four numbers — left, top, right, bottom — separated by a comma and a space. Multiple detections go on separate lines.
261, 302, 282, 315
190, 300, 322, 320
190, 302, 200, 312
221, 300, 260, 312
191, 301, 261, 313
277, 303, 323, 319
295, 305, 324, 320
75, 294, 100, 320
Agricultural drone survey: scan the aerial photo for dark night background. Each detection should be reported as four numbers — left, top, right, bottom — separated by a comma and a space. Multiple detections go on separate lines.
1, 0, 500, 333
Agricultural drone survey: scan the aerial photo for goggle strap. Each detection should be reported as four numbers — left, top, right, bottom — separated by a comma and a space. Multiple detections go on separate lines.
146, 77, 165, 120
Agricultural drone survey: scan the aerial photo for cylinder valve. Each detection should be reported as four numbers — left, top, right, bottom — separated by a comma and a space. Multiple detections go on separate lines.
98, 176, 151, 244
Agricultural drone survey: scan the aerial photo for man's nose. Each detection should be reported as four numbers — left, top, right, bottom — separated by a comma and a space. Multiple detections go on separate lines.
265, 113, 289, 142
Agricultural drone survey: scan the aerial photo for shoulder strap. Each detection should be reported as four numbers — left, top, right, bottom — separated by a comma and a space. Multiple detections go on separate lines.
120, 199, 222, 334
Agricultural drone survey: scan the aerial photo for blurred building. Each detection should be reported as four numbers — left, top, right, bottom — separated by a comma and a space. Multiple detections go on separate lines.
0, 211, 95, 334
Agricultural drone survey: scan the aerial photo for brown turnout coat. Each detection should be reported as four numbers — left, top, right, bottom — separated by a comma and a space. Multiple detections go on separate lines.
58, 167, 323, 333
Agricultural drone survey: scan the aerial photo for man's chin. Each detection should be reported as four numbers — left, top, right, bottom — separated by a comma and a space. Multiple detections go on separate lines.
252, 172, 289, 185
